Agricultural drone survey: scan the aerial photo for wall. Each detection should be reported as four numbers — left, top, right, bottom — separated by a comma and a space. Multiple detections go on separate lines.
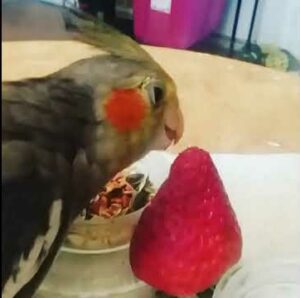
217, 0, 300, 59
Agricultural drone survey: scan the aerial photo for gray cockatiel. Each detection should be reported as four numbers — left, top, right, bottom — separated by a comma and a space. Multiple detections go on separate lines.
2, 1, 184, 297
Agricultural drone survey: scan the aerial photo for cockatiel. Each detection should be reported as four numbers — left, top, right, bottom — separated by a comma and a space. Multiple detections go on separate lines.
1, 1, 184, 297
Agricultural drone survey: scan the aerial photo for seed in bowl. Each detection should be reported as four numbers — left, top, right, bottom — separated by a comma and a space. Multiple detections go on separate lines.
86, 170, 155, 219
64, 168, 155, 250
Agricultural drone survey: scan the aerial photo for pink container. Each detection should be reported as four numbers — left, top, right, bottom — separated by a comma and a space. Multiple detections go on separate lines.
133, 0, 226, 49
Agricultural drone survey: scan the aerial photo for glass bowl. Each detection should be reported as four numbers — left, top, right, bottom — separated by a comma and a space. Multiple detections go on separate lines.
63, 206, 145, 252
36, 247, 154, 298
63, 162, 153, 252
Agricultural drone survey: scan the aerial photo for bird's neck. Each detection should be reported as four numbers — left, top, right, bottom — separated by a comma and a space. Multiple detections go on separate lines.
2, 77, 95, 163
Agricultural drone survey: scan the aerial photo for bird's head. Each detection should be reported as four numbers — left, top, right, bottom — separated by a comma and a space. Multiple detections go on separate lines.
60, 7, 184, 199
68, 55, 183, 189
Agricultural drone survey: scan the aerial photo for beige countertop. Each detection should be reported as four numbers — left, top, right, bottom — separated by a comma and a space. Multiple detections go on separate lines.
3, 40, 300, 154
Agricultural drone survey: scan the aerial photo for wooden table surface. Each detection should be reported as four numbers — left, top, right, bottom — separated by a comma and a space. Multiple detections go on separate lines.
3, 40, 300, 154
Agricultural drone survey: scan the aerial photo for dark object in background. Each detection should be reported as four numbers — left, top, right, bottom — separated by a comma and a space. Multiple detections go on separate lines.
193, 0, 298, 72
226, 0, 295, 71
228, 0, 242, 57
78, 0, 134, 36
79, 0, 116, 24
155, 287, 214, 298
230, 0, 262, 65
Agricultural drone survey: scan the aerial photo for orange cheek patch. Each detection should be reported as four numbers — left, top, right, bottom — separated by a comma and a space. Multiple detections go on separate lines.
104, 89, 147, 132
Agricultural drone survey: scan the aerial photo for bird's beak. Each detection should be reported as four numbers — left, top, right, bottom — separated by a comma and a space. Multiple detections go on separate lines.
164, 103, 184, 145
149, 100, 184, 151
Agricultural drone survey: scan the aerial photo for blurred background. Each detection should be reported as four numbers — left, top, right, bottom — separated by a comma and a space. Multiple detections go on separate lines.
29, 0, 300, 73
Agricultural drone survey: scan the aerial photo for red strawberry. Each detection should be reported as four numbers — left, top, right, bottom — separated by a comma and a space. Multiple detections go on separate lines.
130, 147, 242, 296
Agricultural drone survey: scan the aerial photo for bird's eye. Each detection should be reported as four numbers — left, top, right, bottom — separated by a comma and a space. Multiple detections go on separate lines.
149, 84, 164, 107
140, 78, 165, 107
153, 86, 164, 105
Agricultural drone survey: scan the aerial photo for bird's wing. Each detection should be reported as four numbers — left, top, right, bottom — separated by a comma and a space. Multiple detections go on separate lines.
2, 141, 65, 298
1, 77, 89, 297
